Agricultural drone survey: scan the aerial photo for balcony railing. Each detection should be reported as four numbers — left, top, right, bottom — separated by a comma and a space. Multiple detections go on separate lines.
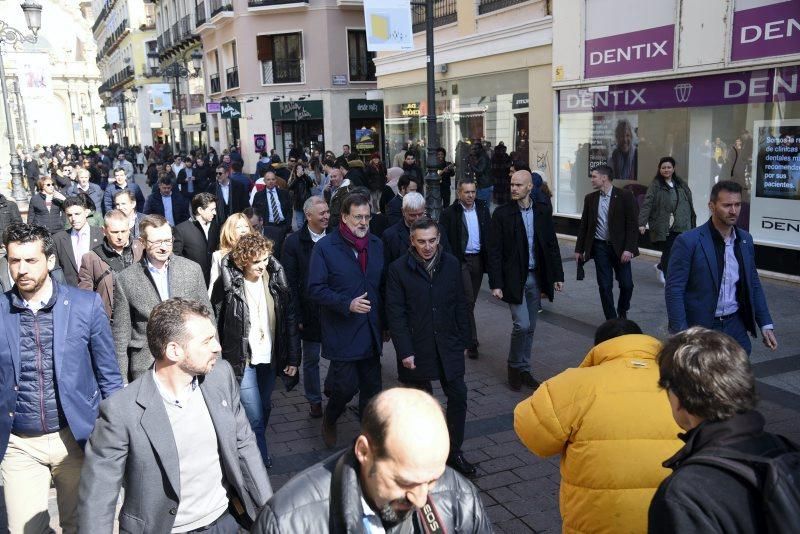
172, 22, 180, 43
210, 0, 233, 17
180, 15, 193, 38
196, 1, 207, 26
248, 0, 308, 7
97, 18, 130, 60
349, 56, 376, 82
163, 31, 172, 49
99, 65, 135, 93
210, 73, 221, 93
261, 58, 304, 84
226, 66, 239, 89
412, 0, 456, 33
478, 0, 528, 14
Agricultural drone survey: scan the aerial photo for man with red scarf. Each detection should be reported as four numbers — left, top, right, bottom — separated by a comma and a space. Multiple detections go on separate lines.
308, 193, 386, 447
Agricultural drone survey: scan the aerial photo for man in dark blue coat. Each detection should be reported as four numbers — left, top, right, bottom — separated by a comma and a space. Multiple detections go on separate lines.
665, 180, 777, 354
308, 193, 385, 447
281, 195, 330, 418
103, 167, 145, 214
382, 191, 450, 269
0, 223, 122, 533
385, 218, 477, 477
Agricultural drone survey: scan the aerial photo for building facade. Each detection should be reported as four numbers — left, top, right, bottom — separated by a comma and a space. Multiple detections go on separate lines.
194, 0, 378, 167
93, 0, 160, 147
551, 0, 800, 273
374, 0, 552, 178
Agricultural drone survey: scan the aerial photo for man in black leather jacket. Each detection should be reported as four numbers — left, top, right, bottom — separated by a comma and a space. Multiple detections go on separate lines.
252, 388, 491, 533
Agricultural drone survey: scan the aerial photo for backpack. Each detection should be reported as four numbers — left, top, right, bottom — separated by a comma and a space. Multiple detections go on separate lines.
683, 437, 800, 534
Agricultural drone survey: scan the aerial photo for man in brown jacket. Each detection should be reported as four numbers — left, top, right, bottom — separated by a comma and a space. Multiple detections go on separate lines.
78, 209, 143, 318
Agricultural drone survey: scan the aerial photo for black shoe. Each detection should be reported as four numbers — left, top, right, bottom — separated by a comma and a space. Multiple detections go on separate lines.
519, 371, 540, 389
322, 413, 337, 448
467, 347, 479, 360
508, 366, 522, 391
447, 453, 478, 477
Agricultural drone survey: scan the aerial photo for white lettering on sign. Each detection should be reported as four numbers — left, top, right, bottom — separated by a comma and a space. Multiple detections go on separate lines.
740, 18, 800, 44
221, 104, 241, 118
724, 73, 799, 99
589, 41, 669, 65
565, 88, 647, 109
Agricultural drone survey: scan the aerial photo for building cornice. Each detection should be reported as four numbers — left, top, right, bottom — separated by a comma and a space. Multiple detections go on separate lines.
373, 16, 552, 77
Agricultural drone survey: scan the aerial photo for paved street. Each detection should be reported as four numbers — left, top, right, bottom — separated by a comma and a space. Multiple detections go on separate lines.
2, 240, 799, 533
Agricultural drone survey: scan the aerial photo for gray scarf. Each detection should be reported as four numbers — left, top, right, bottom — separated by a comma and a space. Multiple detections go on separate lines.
408, 245, 442, 279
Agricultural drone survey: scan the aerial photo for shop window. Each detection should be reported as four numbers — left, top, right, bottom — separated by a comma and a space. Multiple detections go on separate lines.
348, 30, 376, 82
257, 32, 304, 84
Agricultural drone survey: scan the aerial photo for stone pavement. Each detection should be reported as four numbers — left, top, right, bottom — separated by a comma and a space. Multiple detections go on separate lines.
3, 241, 800, 533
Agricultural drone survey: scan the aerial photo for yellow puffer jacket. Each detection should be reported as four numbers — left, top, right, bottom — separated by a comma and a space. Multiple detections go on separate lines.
514, 334, 682, 534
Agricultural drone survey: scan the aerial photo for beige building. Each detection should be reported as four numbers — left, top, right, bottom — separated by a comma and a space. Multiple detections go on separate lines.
374, 0, 552, 180
195, 0, 378, 165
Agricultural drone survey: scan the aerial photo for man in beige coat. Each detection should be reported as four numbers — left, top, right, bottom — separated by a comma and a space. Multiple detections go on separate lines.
78, 209, 143, 319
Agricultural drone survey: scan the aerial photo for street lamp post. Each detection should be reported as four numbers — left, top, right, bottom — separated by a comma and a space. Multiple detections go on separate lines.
0, 0, 42, 202
106, 89, 137, 148
148, 50, 203, 155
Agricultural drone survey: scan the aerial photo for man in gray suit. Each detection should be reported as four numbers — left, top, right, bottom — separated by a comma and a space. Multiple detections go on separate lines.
80, 298, 272, 532
112, 214, 211, 382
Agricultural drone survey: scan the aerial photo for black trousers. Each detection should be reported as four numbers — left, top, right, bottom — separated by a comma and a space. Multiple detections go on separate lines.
403, 373, 468, 455
325, 357, 382, 423
461, 255, 484, 349
656, 231, 680, 276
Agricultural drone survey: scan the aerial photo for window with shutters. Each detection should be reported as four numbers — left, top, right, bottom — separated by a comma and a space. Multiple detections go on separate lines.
257, 32, 304, 85
347, 30, 375, 82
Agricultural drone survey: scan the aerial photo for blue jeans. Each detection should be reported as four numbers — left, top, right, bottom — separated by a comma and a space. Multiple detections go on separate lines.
477, 186, 493, 203
239, 363, 277, 464
293, 209, 305, 232
507, 271, 540, 372
302, 340, 322, 404
712, 313, 752, 355
592, 241, 634, 320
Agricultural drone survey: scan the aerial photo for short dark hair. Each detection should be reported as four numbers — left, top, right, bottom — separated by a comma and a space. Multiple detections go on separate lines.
231, 161, 243, 172
360, 394, 390, 460
436, 147, 446, 156
710, 180, 743, 202
594, 318, 643, 346
404, 150, 416, 159
657, 327, 756, 421
113, 167, 126, 175
457, 178, 477, 190
147, 298, 212, 360
191, 192, 216, 215
592, 164, 613, 180
158, 176, 173, 186
410, 217, 438, 235
341, 193, 370, 216
511, 160, 531, 173
3, 223, 55, 258
397, 174, 415, 192
63, 195, 88, 212
113, 189, 136, 203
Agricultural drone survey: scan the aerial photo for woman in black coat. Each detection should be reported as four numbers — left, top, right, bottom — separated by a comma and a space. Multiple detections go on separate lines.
26, 176, 66, 234
210, 232, 299, 468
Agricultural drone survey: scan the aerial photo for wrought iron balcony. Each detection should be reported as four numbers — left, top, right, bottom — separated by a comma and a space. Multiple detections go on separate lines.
412, 0, 456, 33
210, 73, 221, 93
261, 58, 304, 84
226, 66, 239, 89
478, 0, 529, 15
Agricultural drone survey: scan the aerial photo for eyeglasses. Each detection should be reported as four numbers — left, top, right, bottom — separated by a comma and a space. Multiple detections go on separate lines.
43, 183, 54, 187
145, 238, 174, 247
216, 171, 225, 175
348, 214, 372, 222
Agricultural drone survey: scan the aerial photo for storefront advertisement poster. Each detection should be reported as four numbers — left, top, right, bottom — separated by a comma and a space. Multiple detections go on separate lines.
254, 134, 268, 153
206, 102, 222, 114
364, 0, 413, 52
561, 65, 800, 113
731, 0, 800, 62
585, 25, 675, 79
750, 120, 800, 248
590, 113, 639, 181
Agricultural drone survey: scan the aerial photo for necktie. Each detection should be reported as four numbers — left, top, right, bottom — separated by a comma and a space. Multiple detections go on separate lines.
270, 189, 282, 224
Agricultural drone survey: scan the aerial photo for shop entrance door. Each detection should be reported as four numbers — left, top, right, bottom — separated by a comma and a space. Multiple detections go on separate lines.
279, 120, 324, 160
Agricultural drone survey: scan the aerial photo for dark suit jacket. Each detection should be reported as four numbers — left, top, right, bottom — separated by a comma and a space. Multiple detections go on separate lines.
79, 359, 272, 533
382, 220, 451, 270
281, 225, 328, 342
53, 227, 104, 286
665, 220, 773, 336
143, 193, 191, 226
207, 180, 250, 226
488, 199, 565, 305
385, 195, 403, 227
575, 186, 639, 261
173, 218, 220, 287
0, 281, 122, 460
252, 187, 292, 227
439, 199, 490, 266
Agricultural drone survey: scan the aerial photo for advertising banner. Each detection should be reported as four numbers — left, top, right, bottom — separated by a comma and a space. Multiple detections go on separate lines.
589, 113, 639, 181
731, 0, 800, 62
584, 0, 676, 79
206, 102, 222, 114
364, 0, 413, 52
149, 84, 173, 111
750, 119, 800, 248
254, 134, 267, 153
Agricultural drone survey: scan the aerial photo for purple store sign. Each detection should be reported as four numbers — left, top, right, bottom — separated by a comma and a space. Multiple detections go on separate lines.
732, 0, 800, 62
585, 25, 674, 79
561, 65, 800, 113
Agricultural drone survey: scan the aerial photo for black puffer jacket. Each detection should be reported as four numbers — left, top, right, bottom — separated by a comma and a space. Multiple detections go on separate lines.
0, 194, 22, 239
210, 254, 300, 380
252, 449, 491, 533
27, 193, 65, 234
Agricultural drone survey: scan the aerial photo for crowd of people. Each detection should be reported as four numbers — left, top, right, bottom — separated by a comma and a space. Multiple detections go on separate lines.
0, 140, 795, 533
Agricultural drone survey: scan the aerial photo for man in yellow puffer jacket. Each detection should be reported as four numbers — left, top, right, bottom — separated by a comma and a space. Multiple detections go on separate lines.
514, 319, 683, 534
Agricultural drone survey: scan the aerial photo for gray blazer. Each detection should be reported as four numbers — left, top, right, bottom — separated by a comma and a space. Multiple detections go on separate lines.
112, 255, 211, 382
79, 359, 272, 533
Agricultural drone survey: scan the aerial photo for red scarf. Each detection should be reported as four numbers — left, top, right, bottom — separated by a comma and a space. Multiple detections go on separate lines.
338, 221, 369, 273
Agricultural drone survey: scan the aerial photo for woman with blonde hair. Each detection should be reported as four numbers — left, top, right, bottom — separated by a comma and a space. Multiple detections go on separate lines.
208, 212, 253, 294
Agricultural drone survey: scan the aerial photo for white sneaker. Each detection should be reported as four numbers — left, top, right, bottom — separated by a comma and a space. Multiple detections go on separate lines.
655, 264, 666, 285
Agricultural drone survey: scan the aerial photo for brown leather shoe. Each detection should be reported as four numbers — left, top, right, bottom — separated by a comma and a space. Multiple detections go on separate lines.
322, 414, 337, 448
309, 402, 323, 418
508, 366, 522, 391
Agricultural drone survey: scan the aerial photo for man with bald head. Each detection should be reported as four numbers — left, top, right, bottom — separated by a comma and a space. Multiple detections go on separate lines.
488, 170, 565, 391
252, 388, 490, 533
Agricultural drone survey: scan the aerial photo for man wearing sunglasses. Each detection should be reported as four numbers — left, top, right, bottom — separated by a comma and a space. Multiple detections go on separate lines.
207, 166, 249, 227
